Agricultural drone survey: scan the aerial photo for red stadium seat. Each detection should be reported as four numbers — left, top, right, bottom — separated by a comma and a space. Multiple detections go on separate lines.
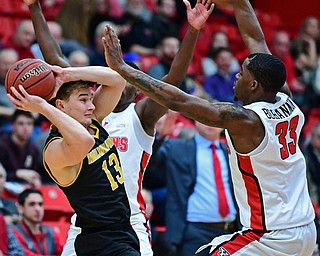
0, 16, 15, 44
0, 0, 14, 15
43, 218, 71, 244
38, 185, 74, 222
10, 0, 30, 17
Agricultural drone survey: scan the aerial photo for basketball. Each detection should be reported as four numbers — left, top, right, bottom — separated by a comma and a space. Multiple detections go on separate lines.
5, 58, 56, 101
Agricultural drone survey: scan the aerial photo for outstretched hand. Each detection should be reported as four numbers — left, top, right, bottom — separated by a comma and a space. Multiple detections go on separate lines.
102, 25, 125, 72
184, 0, 215, 30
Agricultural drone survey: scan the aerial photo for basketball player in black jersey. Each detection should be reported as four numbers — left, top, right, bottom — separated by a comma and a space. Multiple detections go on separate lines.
7, 66, 141, 255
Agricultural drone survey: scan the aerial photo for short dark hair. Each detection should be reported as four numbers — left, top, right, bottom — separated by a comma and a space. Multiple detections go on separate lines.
211, 47, 232, 60
11, 110, 34, 123
18, 188, 43, 206
50, 80, 96, 105
247, 53, 286, 92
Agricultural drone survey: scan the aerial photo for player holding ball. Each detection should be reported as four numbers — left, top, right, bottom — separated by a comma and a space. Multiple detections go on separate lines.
7, 65, 141, 256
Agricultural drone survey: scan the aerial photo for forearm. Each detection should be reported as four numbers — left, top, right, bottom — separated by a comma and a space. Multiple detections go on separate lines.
233, 0, 269, 54
118, 64, 186, 109
37, 101, 92, 145
164, 25, 199, 86
63, 66, 125, 87
143, 25, 200, 125
28, 1, 69, 67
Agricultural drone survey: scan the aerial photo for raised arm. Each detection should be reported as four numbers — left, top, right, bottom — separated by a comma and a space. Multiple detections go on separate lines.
232, 0, 292, 96
53, 66, 126, 123
8, 86, 94, 184
105, 25, 251, 125
24, 0, 70, 67
232, 0, 269, 54
136, 0, 214, 134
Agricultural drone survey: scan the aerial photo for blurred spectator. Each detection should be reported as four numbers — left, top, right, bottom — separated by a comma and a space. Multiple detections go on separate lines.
157, 121, 239, 256
13, 188, 63, 256
147, 36, 180, 79
0, 163, 20, 225
304, 123, 320, 209
203, 47, 238, 102
0, 110, 42, 188
0, 214, 25, 256
291, 16, 320, 61
117, 0, 159, 55
31, 21, 85, 60
151, 0, 180, 43
291, 16, 320, 109
86, 21, 121, 66
2, 20, 35, 60
201, 31, 240, 78
271, 30, 308, 108
147, 36, 199, 94
143, 110, 181, 256
303, 123, 320, 254
56, 0, 94, 45
68, 50, 90, 67
87, 0, 124, 47
0, 48, 18, 128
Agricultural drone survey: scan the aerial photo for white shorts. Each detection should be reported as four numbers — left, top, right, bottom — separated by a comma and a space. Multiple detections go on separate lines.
61, 214, 153, 256
196, 222, 316, 256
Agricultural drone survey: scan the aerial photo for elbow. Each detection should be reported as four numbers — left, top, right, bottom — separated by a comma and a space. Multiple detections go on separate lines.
84, 136, 95, 149
77, 133, 95, 153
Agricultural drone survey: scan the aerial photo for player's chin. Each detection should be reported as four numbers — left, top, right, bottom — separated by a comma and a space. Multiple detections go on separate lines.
83, 118, 93, 126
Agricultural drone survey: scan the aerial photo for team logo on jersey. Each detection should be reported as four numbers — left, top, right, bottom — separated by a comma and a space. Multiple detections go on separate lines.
218, 247, 230, 256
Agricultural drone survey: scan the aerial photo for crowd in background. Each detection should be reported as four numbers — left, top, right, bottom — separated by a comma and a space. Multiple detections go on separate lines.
0, 0, 320, 255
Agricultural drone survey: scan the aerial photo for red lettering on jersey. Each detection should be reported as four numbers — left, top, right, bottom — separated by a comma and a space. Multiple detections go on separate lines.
112, 137, 119, 148
112, 137, 128, 151
119, 137, 128, 151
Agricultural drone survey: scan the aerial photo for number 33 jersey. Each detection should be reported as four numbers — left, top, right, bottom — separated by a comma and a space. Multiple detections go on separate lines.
225, 92, 314, 231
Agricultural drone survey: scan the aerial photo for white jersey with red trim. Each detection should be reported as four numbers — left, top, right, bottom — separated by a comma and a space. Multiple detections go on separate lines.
103, 103, 154, 223
225, 92, 314, 231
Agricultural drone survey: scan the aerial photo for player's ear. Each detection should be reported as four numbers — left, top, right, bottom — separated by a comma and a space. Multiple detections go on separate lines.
251, 79, 259, 90
55, 99, 64, 110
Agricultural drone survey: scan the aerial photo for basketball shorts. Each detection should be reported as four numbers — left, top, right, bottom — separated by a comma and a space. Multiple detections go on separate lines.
196, 222, 316, 256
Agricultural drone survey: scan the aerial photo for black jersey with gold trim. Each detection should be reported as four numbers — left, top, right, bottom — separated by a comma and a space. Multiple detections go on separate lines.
43, 119, 131, 230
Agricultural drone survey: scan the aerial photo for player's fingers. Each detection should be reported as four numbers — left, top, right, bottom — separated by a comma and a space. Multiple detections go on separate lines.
208, 3, 215, 13
204, 0, 211, 9
102, 36, 107, 47
18, 84, 30, 98
10, 86, 24, 100
109, 26, 119, 45
182, 0, 191, 11
103, 27, 110, 41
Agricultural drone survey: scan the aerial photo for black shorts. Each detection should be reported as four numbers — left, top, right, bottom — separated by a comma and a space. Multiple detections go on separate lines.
75, 226, 140, 256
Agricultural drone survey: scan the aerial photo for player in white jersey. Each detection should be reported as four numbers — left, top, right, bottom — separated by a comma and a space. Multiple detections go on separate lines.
23, 0, 214, 255
102, 0, 317, 254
